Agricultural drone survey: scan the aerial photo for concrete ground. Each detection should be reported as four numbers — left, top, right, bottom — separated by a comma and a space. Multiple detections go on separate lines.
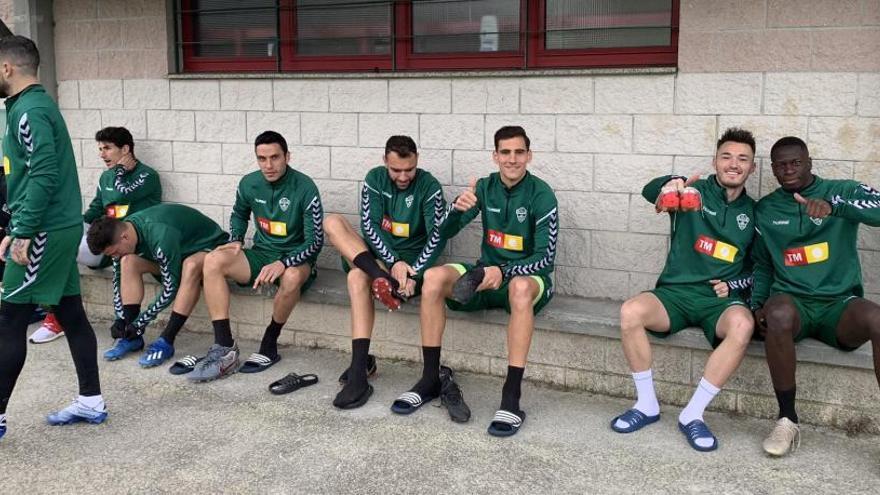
1, 323, 878, 494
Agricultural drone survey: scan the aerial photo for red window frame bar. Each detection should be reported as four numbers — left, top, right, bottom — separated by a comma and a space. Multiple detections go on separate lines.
179, 1, 678, 73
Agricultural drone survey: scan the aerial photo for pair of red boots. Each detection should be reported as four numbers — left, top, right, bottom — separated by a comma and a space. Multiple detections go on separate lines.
658, 187, 701, 212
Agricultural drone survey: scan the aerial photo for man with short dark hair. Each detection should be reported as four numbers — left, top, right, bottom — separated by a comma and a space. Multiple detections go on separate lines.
87, 203, 228, 367
195, 131, 323, 383
322, 135, 447, 408
753, 136, 880, 457
610, 128, 758, 452
29, 126, 162, 344
0, 35, 105, 439
390, 126, 558, 437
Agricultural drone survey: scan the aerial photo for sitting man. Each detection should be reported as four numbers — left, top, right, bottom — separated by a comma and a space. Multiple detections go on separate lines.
610, 128, 757, 452
323, 135, 446, 409
86, 203, 228, 366
391, 126, 557, 437
29, 126, 161, 344
195, 130, 324, 383
753, 136, 880, 457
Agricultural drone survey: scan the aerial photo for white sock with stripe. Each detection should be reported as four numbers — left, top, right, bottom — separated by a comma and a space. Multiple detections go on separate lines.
679, 377, 720, 426
615, 369, 659, 429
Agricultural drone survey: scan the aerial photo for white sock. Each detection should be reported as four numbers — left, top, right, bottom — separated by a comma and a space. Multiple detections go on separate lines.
679, 377, 720, 427
78, 395, 105, 411
615, 369, 659, 429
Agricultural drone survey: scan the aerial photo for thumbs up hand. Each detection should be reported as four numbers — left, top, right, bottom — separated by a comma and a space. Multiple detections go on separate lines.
454, 177, 479, 212
793, 193, 832, 219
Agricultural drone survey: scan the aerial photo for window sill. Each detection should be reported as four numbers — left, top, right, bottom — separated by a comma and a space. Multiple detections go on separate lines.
166, 66, 676, 80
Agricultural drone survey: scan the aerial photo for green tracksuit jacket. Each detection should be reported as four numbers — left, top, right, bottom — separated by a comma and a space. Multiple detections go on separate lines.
115, 204, 228, 330
439, 171, 558, 279
3, 84, 81, 238
360, 166, 446, 276
643, 175, 756, 292
751, 176, 880, 309
82, 161, 162, 223
230, 166, 324, 267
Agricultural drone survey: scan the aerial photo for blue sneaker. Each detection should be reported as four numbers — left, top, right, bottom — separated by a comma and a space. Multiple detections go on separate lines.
0, 416, 6, 440
138, 337, 175, 368
104, 337, 144, 361
46, 399, 108, 426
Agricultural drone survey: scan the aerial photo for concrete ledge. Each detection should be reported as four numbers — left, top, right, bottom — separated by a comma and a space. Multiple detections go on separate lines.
79, 268, 880, 434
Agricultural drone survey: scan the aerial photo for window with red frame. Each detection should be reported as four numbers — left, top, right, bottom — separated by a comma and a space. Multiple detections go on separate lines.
176, 0, 677, 73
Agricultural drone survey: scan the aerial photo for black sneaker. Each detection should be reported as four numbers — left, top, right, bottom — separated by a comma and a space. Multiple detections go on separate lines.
338, 354, 378, 385
450, 267, 485, 304
439, 365, 471, 423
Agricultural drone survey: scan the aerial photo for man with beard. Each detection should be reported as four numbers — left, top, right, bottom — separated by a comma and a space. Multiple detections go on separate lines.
610, 128, 757, 452
0, 35, 106, 439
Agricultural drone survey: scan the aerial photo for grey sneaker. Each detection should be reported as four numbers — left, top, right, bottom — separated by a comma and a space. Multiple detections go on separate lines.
763, 417, 800, 457
187, 343, 240, 382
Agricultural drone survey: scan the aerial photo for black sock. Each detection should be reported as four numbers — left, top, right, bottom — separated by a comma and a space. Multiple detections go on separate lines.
410, 346, 442, 397
122, 304, 140, 326
212, 319, 235, 347
159, 311, 188, 345
352, 251, 398, 290
350, 338, 371, 382
500, 366, 525, 413
258, 319, 284, 359
333, 339, 372, 407
775, 387, 798, 423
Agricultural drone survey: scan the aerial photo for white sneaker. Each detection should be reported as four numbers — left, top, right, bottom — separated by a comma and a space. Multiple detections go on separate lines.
763, 417, 800, 456
29, 314, 65, 344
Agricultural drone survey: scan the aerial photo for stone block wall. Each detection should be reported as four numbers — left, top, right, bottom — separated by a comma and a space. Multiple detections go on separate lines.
51, 0, 880, 303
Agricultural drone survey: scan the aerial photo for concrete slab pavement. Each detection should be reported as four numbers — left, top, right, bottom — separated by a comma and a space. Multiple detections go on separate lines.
1, 324, 878, 494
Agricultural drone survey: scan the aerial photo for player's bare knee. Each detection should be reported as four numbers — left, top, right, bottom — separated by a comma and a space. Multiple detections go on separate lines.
508, 277, 534, 308
620, 298, 647, 333
278, 268, 305, 295
346, 268, 370, 292
422, 266, 449, 296
765, 303, 798, 336
725, 314, 754, 347
323, 214, 345, 236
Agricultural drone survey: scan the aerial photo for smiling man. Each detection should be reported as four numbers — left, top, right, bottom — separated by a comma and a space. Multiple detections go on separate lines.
389, 126, 558, 437
322, 135, 447, 409
194, 130, 324, 383
610, 128, 757, 452
29, 126, 162, 344
752, 136, 880, 457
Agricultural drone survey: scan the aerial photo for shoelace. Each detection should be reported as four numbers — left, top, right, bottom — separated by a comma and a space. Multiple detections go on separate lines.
769, 423, 800, 451
441, 381, 463, 406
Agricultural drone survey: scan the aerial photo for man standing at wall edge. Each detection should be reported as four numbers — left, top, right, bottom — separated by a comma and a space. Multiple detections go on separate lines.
0, 36, 107, 439
753, 136, 880, 457
610, 128, 757, 452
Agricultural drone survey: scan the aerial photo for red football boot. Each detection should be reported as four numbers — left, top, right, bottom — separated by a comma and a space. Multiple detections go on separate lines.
657, 188, 680, 212
679, 187, 702, 212
371, 277, 402, 311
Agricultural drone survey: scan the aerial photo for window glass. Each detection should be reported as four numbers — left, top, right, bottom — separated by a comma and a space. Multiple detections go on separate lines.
296, 0, 392, 56
412, 0, 521, 54
191, 0, 277, 57
545, 0, 672, 50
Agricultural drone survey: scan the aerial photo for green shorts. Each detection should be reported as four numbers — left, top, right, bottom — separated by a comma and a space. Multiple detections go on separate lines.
340, 254, 424, 297
788, 293, 860, 351
2, 224, 82, 305
649, 283, 748, 347
444, 263, 553, 315
243, 246, 316, 293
